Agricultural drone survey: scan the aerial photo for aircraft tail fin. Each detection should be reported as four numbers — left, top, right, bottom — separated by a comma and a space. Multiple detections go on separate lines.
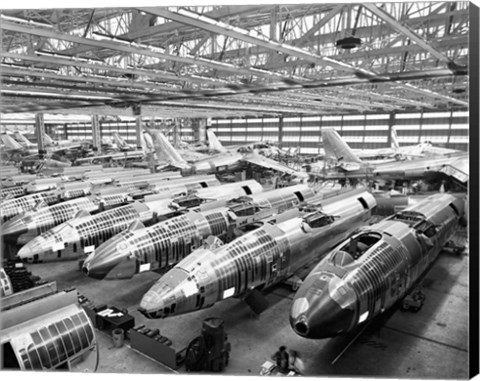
112, 132, 129, 150
145, 128, 189, 168
322, 128, 362, 164
141, 131, 154, 151
2, 134, 24, 150
42, 133, 55, 146
13, 131, 33, 147
391, 126, 400, 150
207, 129, 227, 153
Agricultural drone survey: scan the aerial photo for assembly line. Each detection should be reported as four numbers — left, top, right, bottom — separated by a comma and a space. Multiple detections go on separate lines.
0, 3, 473, 376
0, 124, 470, 376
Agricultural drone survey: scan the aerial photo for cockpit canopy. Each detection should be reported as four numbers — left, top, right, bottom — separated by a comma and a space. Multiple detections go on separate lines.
229, 202, 260, 216
298, 203, 320, 213
228, 196, 253, 204
390, 210, 425, 226
335, 232, 382, 261
303, 212, 334, 229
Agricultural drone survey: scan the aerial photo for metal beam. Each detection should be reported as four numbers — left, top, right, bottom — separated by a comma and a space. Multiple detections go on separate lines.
363, 3, 455, 64
0, 67, 466, 114
141, 7, 465, 110
0, 66, 183, 93
138, 7, 374, 77
0, 20, 292, 82
293, 4, 344, 46
203, 9, 469, 62
2, 52, 226, 86
263, 35, 469, 70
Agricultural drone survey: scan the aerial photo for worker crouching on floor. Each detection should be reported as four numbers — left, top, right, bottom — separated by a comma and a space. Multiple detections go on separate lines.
272, 346, 290, 374
289, 350, 305, 375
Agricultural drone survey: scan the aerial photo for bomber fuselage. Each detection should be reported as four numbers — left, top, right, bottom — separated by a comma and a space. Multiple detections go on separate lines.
289, 193, 465, 339
138, 190, 377, 319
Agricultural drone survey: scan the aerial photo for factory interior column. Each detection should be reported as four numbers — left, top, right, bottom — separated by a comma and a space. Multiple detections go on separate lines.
173, 119, 180, 148
91, 115, 101, 153
136, 115, 143, 149
34, 113, 46, 159
278, 116, 284, 149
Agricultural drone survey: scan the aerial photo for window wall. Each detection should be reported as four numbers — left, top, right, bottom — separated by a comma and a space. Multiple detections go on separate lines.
209, 110, 469, 154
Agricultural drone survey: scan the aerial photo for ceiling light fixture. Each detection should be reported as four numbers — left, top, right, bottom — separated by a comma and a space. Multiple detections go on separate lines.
35, 50, 104, 64
335, 36, 362, 49
92, 32, 164, 53
0, 14, 53, 28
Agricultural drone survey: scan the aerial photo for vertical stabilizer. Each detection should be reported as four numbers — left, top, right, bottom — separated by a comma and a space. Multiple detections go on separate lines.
3, 134, 25, 150
43, 133, 55, 146
390, 126, 400, 150
145, 127, 189, 168
14, 131, 34, 147
112, 132, 129, 150
322, 128, 362, 164
207, 129, 227, 153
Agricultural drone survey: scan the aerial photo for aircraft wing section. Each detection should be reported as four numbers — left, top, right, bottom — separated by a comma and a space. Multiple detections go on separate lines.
242, 154, 300, 175
338, 162, 362, 172
50, 144, 83, 154
438, 155, 469, 183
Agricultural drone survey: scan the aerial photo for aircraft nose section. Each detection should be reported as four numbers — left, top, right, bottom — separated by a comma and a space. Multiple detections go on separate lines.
1, 217, 28, 243
83, 238, 134, 280
16, 236, 54, 263
16, 244, 36, 262
139, 285, 175, 319
139, 268, 193, 319
290, 292, 355, 339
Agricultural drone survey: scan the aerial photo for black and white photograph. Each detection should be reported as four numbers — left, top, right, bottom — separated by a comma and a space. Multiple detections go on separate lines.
0, 1, 478, 379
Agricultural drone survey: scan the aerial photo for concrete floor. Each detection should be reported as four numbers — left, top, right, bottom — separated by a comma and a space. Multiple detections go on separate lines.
16, 227, 469, 378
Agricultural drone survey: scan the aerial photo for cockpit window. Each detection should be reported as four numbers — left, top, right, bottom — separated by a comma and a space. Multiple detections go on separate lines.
231, 204, 257, 216
338, 232, 382, 260
304, 212, 334, 228
414, 220, 437, 238
390, 210, 425, 226
298, 204, 318, 213
228, 196, 253, 204
177, 196, 202, 208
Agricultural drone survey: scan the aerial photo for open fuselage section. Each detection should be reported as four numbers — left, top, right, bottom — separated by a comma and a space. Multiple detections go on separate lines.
138, 189, 377, 319
289, 193, 465, 339
83, 185, 316, 280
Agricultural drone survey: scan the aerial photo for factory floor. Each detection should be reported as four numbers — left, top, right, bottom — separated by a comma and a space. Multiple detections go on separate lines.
18, 226, 470, 379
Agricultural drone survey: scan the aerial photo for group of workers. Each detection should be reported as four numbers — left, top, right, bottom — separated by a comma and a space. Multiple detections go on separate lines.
272, 346, 305, 375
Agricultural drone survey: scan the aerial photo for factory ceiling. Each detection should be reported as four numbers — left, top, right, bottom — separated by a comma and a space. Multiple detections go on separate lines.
0, 3, 470, 118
